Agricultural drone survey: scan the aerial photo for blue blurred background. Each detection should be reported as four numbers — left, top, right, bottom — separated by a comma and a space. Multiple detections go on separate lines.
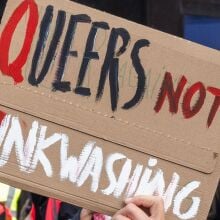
184, 15, 220, 50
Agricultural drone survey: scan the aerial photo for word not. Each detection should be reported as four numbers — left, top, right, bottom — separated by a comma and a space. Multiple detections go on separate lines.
0, 111, 201, 220
155, 72, 220, 127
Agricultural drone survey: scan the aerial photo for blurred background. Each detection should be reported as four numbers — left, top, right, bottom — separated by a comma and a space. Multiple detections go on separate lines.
1, 0, 220, 48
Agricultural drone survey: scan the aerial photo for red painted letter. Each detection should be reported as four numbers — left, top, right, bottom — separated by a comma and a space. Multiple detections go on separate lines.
154, 72, 187, 114
0, 0, 38, 83
207, 87, 220, 127
0, 110, 6, 124
182, 82, 206, 119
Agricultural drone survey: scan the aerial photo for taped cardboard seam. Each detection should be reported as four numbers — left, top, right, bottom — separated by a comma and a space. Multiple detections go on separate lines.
1, 81, 215, 154
0, 102, 217, 175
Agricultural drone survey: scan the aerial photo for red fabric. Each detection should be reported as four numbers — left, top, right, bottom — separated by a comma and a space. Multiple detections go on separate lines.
30, 204, 36, 220
30, 199, 61, 220
45, 199, 61, 220
0, 204, 4, 215
93, 213, 106, 220
4, 208, 12, 220
0, 205, 12, 220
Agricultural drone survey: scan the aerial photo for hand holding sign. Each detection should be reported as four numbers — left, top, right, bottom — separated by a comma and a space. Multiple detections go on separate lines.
113, 196, 165, 220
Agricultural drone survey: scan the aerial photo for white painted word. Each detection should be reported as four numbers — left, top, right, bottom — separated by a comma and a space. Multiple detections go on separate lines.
0, 115, 201, 219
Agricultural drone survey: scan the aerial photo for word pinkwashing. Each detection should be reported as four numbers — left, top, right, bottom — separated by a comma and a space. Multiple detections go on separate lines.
0, 113, 200, 220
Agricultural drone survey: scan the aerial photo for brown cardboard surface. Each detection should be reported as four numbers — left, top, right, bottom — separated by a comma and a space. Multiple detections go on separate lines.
0, 0, 220, 219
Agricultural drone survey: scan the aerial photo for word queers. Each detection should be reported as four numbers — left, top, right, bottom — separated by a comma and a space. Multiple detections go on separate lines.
0, 0, 219, 127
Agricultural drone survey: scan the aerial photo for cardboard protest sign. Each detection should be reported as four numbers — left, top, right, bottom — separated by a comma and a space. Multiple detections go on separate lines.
0, 0, 220, 219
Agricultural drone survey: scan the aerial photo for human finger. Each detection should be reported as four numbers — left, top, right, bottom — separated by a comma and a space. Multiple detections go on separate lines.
112, 214, 130, 220
115, 203, 150, 220
125, 196, 165, 219
80, 208, 93, 220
